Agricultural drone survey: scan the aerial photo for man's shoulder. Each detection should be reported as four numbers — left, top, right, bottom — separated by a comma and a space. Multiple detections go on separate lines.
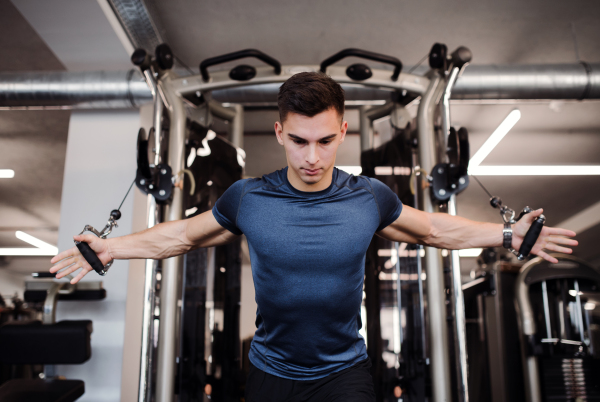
334, 168, 376, 193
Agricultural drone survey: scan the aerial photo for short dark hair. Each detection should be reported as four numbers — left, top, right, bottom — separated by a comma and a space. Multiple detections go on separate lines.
277, 72, 345, 123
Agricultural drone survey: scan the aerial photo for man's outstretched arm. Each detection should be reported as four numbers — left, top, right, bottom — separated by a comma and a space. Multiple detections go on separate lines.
50, 210, 238, 284
377, 205, 577, 263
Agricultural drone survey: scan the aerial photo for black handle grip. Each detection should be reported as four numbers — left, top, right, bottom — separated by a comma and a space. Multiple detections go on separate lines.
518, 215, 545, 260
75, 241, 106, 276
131, 48, 152, 71
320, 48, 403, 81
451, 46, 472, 69
199, 49, 281, 81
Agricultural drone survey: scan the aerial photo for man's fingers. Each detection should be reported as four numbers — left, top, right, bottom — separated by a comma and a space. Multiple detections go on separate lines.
51, 248, 77, 264
545, 227, 576, 237
547, 236, 578, 247
70, 267, 92, 284
544, 243, 573, 254
50, 256, 76, 273
536, 250, 559, 264
55, 262, 81, 279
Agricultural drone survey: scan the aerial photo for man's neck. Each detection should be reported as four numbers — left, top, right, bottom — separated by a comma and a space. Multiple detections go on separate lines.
286, 167, 334, 192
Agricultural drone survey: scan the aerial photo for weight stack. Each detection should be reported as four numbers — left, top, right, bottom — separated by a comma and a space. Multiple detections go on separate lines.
539, 357, 600, 401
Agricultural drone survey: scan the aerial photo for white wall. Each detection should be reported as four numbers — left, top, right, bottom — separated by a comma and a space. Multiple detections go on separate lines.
55, 110, 140, 402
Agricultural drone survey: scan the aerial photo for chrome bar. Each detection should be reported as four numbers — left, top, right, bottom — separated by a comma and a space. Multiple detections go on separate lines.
204, 247, 216, 376
229, 104, 244, 149
394, 242, 403, 352
138, 195, 160, 402
156, 71, 187, 402
541, 281, 553, 339
441, 65, 469, 402
416, 70, 451, 402
416, 245, 427, 361
574, 280, 585, 343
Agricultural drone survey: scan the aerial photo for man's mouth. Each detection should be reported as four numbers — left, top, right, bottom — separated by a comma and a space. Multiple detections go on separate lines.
302, 168, 321, 176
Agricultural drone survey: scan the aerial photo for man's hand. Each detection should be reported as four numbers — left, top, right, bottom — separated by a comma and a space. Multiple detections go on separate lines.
512, 208, 577, 264
50, 235, 113, 284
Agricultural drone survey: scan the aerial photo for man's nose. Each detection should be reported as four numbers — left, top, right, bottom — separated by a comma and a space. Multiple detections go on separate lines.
305, 144, 319, 165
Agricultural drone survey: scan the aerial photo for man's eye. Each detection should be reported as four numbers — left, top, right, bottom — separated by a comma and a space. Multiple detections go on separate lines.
293, 140, 305, 144
320, 140, 332, 145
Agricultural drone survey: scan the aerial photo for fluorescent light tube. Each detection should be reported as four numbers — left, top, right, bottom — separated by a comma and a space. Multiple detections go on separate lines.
0, 169, 15, 178
0, 248, 58, 256
0, 231, 59, 256
16, 231, 57, 251
469, 109, 521, 169
469, 166, 600, 176
458, 248, 483, 257
337, 166, 362, 176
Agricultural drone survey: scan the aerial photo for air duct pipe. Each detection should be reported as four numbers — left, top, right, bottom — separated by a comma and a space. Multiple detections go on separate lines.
0, 70, 152, 109
1, 64, 599, 109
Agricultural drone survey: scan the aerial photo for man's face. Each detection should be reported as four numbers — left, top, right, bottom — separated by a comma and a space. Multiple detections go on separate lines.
275, 108, 348, 191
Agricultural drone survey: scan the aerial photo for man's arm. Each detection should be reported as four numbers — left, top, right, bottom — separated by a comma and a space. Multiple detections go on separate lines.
377, 205, 577, 263
50, 210, 238, 284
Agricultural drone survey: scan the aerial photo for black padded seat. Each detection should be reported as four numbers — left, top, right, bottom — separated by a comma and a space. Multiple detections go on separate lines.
0, 379, 84, 402
0, 320, 92, 365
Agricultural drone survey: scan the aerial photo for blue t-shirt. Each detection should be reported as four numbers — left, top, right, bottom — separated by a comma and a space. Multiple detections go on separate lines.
212, 167, 402, 380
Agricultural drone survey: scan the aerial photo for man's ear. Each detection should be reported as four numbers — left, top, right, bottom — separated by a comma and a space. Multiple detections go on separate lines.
339, 120, 348, 143
275, 121, 284, 145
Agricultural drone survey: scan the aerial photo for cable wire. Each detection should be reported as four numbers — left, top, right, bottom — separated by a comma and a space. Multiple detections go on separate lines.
117, 178, 137, 211
407, 53, 429, 74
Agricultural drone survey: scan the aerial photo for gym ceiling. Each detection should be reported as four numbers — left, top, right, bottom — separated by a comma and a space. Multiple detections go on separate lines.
0, 0, 599, 276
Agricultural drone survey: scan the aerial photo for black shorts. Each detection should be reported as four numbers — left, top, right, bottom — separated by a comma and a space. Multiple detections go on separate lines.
245, 358, 376, 402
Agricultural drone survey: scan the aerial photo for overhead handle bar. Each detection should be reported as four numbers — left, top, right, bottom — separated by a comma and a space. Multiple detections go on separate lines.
320, 48, 403, 81
199, 49, 282, 82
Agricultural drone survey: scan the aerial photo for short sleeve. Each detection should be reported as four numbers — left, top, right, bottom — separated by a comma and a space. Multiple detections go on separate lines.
212, 179, 247, 235
367, 177, 403, 231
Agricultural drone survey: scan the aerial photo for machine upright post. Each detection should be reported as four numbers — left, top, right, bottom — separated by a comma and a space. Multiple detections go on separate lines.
442, 66, 469, 402
230, 103, 244, 149
138, 196, 159, 402
138, 68, 164, 402
416, 71, 452, 402
155, 72, 187, 402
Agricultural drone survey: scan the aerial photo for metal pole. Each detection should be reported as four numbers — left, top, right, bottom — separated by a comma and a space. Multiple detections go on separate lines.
416, 71, 452, 402
156, 71, 187, 402
229, 104, 244, 149
448, 198, 469, 402
138, 195, 159, 402
541, 281, 553, 339
138, 68, 164, 402
394, 242, 403, 353
359, 106, 373, 152
442, 66, 469, 402
574, 280, 585, 343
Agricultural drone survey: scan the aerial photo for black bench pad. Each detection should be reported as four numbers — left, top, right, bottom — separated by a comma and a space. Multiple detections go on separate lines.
0, 379, 84, 402
0, 320, 92, 364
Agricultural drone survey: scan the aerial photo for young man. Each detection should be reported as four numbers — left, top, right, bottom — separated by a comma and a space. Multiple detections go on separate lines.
51, 72, 577, 402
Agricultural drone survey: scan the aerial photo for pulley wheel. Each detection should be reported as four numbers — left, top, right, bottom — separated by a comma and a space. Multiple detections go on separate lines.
429, 43, 448, 70
155, 43, 174, 70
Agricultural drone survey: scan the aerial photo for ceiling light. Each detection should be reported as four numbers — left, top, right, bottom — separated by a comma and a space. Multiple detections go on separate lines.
0, 248, 58, 256
374, 166, 412, 176
337, 166, 362, 176
0, 231, 58, 256
16, 231, 56, 250
458, 248, 483, 257
469, 109, 521, 169
0, 169, 15, 178
469, 166, 600, 176
584, 302, 596, 311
